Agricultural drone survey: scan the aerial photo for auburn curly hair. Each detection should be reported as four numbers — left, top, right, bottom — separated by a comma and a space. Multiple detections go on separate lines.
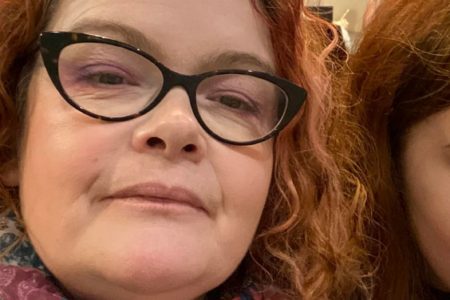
0, 0, 371, 298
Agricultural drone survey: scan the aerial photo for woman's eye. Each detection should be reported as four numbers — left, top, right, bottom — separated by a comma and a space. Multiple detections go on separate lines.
87, 73, 126, 85
218, 95, 256, 113
73, 63, 138, 87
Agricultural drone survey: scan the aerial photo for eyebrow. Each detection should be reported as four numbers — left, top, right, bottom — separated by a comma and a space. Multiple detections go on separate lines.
70, 20, 165, 58
201, 51, 276, 74
68, 19, 276, 74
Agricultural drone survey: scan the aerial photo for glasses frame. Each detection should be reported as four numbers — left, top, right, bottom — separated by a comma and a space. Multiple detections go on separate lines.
39, 31, 307, 146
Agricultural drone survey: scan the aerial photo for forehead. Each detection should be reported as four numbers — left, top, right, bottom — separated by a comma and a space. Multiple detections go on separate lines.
47, 0, 274, 72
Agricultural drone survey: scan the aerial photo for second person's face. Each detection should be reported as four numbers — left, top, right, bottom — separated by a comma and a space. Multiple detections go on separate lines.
19, 1, 275, 299
403, 107, 450, 291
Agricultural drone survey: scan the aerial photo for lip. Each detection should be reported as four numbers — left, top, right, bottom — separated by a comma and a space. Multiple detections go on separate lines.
103, 182, 208, 215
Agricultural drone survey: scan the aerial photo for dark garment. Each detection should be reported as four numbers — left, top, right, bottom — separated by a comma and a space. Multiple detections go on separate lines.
431, 287, 450, 300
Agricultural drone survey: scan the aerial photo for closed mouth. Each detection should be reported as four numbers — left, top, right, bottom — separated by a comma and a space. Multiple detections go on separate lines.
103, 182, 208, 215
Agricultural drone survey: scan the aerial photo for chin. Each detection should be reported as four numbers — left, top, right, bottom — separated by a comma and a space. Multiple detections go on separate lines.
64, 254, 225, 300
63, 237, 228, 299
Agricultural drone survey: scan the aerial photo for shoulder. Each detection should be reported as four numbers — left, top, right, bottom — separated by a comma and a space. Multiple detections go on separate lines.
0, 264, 65, 299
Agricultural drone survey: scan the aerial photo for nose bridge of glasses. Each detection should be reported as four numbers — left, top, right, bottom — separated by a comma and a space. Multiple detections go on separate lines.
150, 67, 200, 113
151, 71, 199, 123
161, 66, 199, 98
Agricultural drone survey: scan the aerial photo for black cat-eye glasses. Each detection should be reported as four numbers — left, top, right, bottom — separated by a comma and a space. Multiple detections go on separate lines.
39, 32, 307, 145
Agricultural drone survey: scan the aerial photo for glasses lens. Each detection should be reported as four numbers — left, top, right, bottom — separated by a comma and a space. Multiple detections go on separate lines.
58, 43, 163, 118
196, 74, 287, 143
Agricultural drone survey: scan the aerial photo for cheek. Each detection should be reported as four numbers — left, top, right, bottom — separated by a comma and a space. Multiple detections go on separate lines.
211, 142, 273, 245
406, 161, 450, 252
19, 74, 124, 244
403, 139, 450, 286
406, 168, 450, 288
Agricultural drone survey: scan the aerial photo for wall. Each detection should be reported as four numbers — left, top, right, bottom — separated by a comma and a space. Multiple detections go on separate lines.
307, 0, 368, 33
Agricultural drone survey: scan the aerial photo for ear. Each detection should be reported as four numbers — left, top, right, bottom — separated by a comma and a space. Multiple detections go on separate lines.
0, 160, 19, 187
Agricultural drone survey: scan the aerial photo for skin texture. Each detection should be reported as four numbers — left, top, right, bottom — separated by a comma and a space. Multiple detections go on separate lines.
403, 108, 450, 291
14, 1, 275, 299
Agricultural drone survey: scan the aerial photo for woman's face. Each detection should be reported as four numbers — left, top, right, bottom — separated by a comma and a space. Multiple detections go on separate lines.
18, 0, 275, 299
402, 107, 450, 291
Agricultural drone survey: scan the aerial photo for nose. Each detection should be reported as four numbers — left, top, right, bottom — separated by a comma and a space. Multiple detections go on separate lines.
131, 88, 207, 163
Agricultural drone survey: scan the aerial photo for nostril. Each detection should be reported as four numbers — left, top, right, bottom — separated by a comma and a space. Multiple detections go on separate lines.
147, 137, 166, 149
183, 144, 197, 153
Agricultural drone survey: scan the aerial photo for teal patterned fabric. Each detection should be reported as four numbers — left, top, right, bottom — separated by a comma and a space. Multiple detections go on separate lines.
0, 210, 47, 272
